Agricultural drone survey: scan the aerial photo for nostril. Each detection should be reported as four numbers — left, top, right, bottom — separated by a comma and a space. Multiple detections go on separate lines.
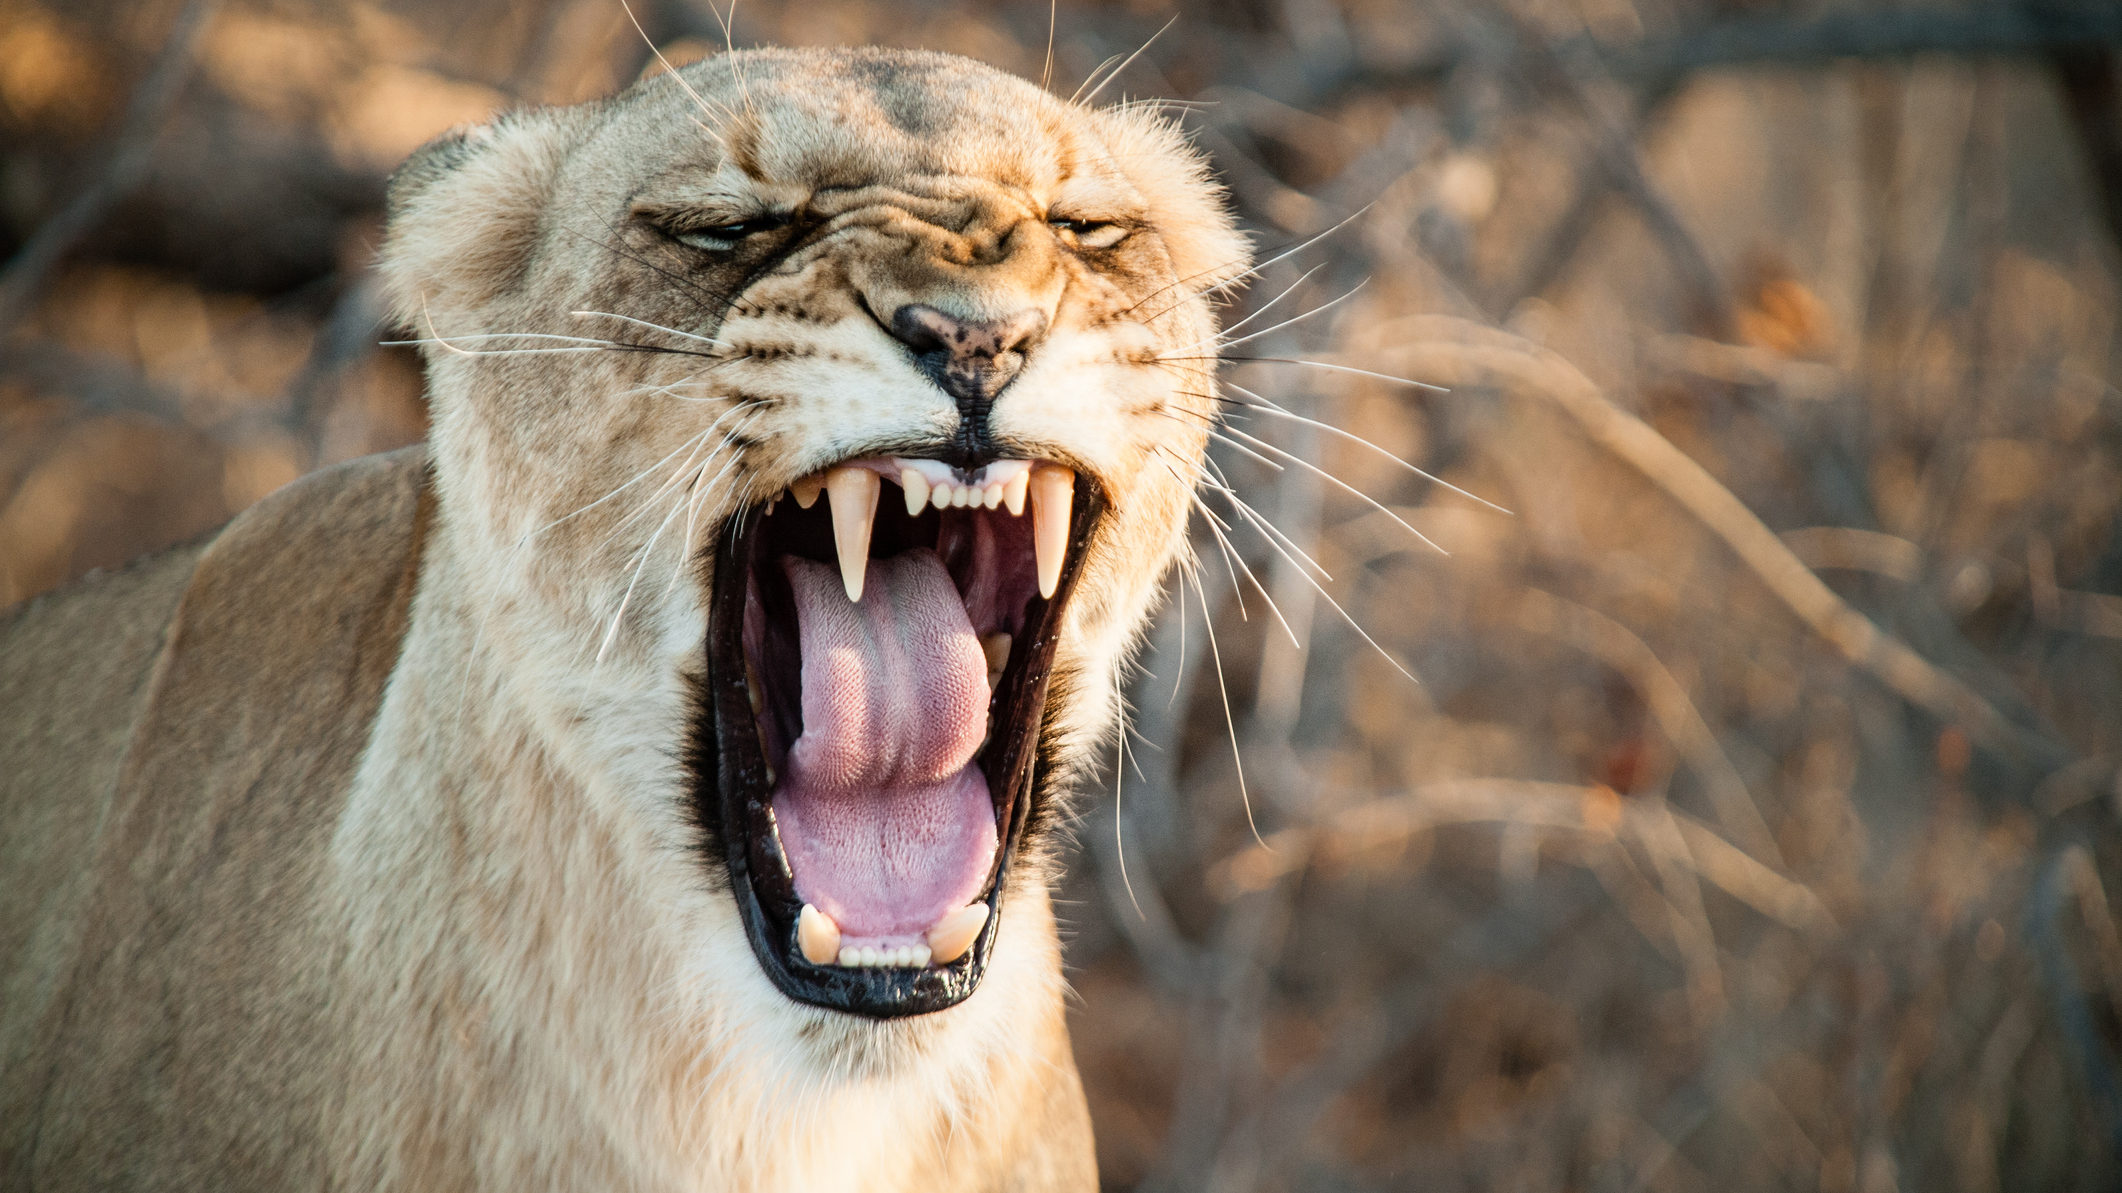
889, 304, 956, 356
888, 305, 1048, 365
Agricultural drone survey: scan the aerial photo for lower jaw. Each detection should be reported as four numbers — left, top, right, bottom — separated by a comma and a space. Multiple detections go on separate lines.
693, 485, 1101, 1019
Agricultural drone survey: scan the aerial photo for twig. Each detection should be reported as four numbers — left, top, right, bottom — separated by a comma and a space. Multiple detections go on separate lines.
2048, 45, 2122, 257
1371, 317, 2074, 773
2029, 844, 2122, 1160
0, 0, 223, 342
1504, 20, 1737, 337
1340, 5, 2122, 96
1212, 778, 1831, 934
283, 277, 388, 467
1511, 586, 1782, 866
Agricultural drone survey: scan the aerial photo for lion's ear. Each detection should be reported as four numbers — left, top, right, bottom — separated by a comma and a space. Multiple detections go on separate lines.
378, 111, 575, 332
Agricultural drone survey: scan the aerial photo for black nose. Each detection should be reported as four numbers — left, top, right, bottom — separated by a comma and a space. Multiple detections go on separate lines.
888, 304, 1048, 406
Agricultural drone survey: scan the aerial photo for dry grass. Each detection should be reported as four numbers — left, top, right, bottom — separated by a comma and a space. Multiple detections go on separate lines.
3, 0, 2118, 1188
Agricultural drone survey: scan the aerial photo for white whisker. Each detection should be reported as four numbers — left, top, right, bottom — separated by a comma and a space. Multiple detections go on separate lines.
1214, 422, 1446, 556
620, 0, 739, 142
1201, 475, 1419, 683
1073, 14, 1178, 107
1208, 279, 1368, 354
1223, 355, 1448, 393
1223, 381, 1512, 514
1181, 554, 1266, 848
569, 310, 731, 347
1111, 687, 1144, 919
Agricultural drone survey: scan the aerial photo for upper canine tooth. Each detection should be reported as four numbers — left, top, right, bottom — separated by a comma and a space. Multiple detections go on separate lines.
1003, 468, 1030, 516
825, 466, 879, 602
926, 902, 990, 965
797, 905, 841, 965
900, 467, 931, 516
1029, 463, 1074, 599
790, 474, 823, 509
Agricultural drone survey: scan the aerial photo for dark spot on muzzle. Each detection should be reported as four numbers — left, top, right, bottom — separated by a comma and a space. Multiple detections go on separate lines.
888, 304, 1048, 469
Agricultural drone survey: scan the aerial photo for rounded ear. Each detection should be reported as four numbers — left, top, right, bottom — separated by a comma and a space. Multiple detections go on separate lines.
378, 111, 576, 332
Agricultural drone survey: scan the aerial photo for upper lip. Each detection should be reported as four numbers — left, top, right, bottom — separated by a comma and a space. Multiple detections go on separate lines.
694, 450, 1102, 1017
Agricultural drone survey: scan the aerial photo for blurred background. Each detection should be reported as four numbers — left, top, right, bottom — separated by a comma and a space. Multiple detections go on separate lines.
3, 0, 2121, 1187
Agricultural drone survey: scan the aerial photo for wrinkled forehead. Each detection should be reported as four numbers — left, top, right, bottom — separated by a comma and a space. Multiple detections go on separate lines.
635, 49, 1107, 197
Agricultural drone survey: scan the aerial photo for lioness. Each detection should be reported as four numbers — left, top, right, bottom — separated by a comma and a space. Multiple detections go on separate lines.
0, 45, 1244, 1191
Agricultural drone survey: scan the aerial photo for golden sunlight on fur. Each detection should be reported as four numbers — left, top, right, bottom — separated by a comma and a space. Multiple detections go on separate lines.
0, 46, 1246, 1191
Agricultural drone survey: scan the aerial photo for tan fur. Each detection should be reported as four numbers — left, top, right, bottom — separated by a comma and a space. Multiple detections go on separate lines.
1, 47, 1244, 1190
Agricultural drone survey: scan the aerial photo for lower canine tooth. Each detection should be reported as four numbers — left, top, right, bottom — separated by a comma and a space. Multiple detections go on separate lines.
824, 466, 879, 602
1029, 463, 1074, 599
797, 905, 841, 965
981, 632, 1012, 687
926, 902, 991, 965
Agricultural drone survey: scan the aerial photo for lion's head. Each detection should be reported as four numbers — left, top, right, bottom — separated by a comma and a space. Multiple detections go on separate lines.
379, 46, 1245, 1023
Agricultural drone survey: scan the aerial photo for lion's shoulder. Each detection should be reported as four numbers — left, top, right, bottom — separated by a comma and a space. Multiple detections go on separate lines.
0, 446, 433, 1187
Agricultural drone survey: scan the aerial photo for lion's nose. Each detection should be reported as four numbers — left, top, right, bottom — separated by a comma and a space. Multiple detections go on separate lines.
888, 304, 1049, 404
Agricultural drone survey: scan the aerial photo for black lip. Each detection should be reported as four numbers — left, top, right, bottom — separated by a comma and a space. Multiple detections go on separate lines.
695, 474, 1103, 1018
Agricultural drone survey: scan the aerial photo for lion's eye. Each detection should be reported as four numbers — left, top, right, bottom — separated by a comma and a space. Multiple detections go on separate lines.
1049, 218, 1129, 251
672, 214, 791, 251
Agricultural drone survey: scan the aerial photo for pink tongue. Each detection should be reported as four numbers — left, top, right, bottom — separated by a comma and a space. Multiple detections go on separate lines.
771, 552, 997, 940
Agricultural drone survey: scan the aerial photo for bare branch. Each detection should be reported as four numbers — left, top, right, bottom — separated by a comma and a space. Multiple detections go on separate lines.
0, 0, 224, 341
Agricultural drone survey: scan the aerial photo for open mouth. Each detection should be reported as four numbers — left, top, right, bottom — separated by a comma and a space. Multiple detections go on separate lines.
697, 454, 1100, 1017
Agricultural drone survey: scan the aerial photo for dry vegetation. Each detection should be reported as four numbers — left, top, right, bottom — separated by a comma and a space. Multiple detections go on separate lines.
4, 0, 2121, 1188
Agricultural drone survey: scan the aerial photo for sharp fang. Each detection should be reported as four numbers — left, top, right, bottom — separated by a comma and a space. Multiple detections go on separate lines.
931, 481, 952, 510
797, 905, 841, 965
901, 467, 930, 516
1003, 468, 1029, 516
981, 632, 1012, 689
790, 474, 823, 509
824, 466, 878, 602
1029, 463, 1074, 599
926, 902, 990, 965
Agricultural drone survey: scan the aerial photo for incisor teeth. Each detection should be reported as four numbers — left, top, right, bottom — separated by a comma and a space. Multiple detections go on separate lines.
926, 902, 990, 965
828, 943, 935, 968
900, 467, 931, 516
790, 474, 823, 509
1003, 468, 1030, 516
1029, 464, 1074, 599
824, 467, 879, 602
984, 483, 1004, 509
931, 482, 952, 511
797, 905, 840, 965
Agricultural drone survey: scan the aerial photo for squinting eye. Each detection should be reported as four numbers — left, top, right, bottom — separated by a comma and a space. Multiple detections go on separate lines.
1050, 218, 1129, 251
673, 215, 790, 251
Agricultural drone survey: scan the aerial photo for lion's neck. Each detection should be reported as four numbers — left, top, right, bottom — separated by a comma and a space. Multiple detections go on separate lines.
321, 530, 1074, 1191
